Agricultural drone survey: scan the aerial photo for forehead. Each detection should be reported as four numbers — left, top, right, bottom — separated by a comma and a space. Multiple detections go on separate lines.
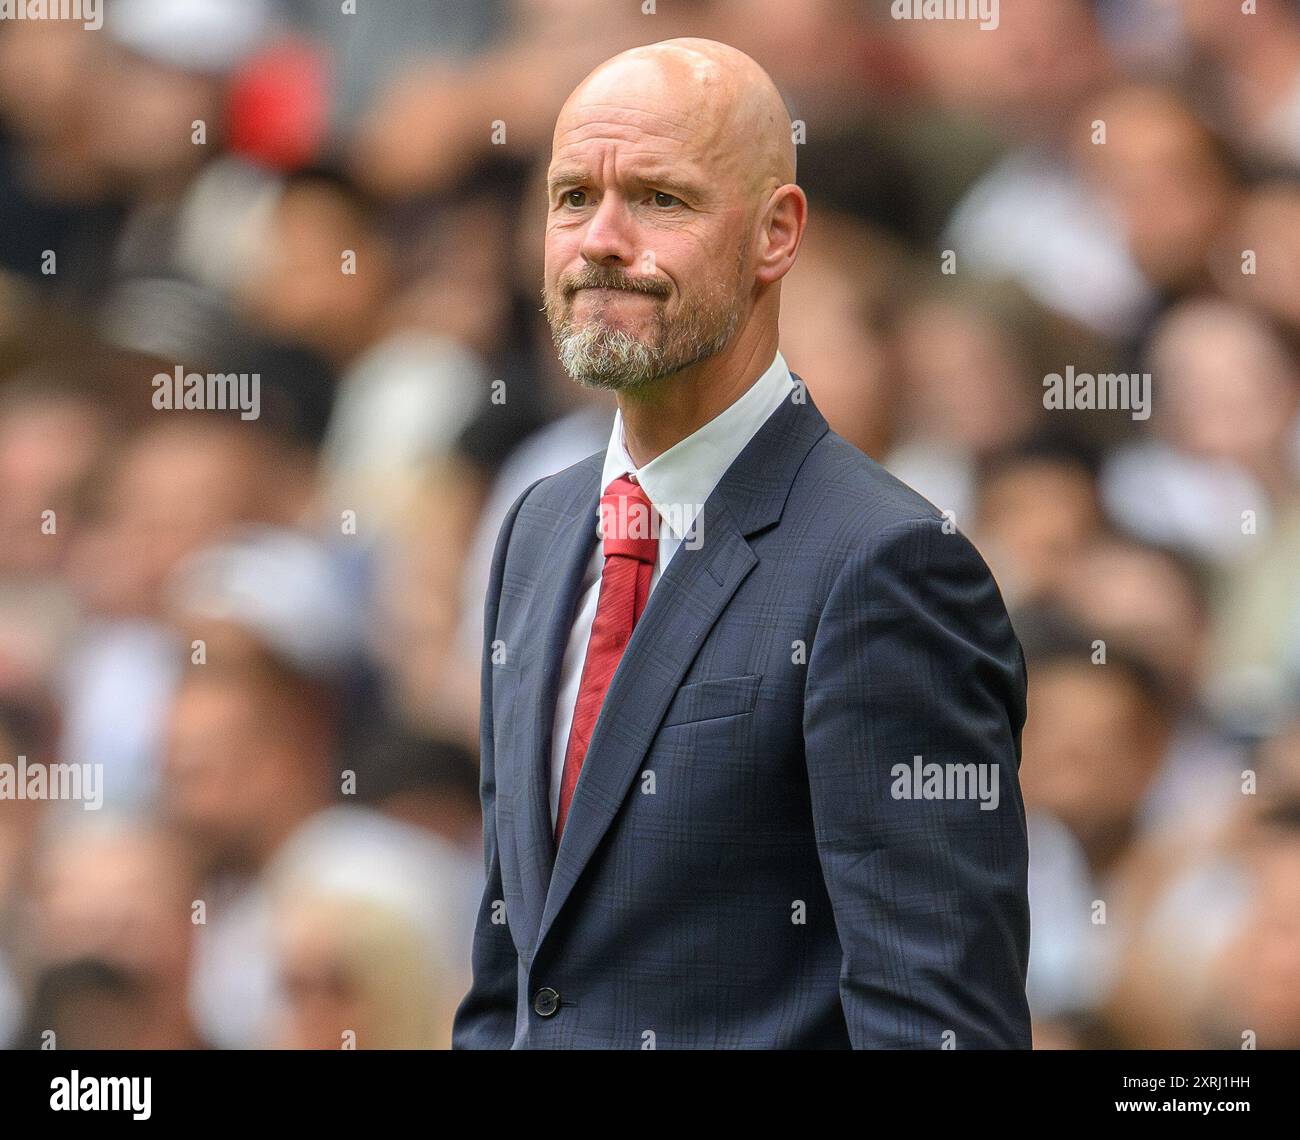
550, 56, 731, 181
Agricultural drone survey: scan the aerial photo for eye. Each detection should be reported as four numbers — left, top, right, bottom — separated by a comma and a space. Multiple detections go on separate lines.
651, 191, 682, 208
562, 189, 588, 208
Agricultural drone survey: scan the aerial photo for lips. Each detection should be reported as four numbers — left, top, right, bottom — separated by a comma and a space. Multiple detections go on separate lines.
572, 285, 663, 299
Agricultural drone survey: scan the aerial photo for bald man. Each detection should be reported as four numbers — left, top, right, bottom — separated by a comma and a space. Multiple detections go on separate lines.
454, 39, 1031, 1050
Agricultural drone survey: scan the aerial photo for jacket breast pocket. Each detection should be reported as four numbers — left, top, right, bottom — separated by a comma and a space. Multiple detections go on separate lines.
659, 673, 762, 729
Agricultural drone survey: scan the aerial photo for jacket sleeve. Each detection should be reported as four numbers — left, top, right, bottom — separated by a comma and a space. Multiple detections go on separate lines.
802, 514, 1032, 1048
451, 479, 544, 1049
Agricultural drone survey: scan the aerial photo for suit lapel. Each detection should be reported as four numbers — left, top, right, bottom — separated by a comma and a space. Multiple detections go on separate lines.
507, 453, 602, 957
533, 382, 829, 957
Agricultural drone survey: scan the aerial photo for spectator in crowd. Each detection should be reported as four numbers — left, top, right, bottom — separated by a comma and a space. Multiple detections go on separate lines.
1100, 297, 1299, 565
15, 816, 208, 1049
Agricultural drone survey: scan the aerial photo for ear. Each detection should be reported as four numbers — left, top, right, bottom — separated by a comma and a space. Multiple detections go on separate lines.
753, 185, 807, 287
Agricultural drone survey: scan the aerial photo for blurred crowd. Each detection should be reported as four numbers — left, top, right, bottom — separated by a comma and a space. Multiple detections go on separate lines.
0, 0, 1298, 1050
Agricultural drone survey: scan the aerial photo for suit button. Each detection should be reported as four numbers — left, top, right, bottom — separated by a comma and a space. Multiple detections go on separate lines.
533, 987, 561, 1018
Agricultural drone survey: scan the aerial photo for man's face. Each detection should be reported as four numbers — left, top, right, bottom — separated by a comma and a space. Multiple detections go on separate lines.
542, 61, 755, 390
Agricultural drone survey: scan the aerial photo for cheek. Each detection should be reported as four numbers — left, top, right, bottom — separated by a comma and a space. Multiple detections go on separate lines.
543, 225, 582, 277
675, 232, 737, 294
641, 231, 692, 274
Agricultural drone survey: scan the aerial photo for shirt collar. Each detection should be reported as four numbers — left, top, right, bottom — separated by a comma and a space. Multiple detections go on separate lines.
600, 349, 795, 540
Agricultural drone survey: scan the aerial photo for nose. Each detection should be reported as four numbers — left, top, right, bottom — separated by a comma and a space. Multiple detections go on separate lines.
579, 193, 637, 268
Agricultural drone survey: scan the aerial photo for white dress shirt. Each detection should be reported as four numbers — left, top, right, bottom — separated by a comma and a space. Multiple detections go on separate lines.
548, 350, 797, 826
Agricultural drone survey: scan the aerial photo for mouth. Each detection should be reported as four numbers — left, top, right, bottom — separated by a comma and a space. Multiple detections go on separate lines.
571, 285, 664, 302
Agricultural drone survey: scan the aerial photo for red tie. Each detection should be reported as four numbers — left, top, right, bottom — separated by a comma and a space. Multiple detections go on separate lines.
555, 474, 658, 842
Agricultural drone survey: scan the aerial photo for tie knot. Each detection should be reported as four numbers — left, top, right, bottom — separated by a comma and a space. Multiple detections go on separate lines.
599, 475, 658, 563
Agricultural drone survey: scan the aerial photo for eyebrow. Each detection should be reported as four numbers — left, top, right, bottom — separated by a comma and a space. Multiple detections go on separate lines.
547, 168, 702, 200
547, 169, 587, 192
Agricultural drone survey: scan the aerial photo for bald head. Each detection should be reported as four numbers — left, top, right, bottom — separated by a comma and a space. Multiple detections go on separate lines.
555, 38, 795, 202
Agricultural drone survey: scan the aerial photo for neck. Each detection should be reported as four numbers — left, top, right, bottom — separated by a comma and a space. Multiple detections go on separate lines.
616, 327, 778, 468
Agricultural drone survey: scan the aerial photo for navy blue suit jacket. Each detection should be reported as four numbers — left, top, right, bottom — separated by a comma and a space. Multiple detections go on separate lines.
453, 383, 1031, 1049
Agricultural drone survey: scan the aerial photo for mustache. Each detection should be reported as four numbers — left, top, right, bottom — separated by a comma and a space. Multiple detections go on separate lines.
561, 267, 671, 298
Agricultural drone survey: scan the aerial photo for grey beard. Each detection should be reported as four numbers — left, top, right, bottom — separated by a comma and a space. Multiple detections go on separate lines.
550, 303, 739, 391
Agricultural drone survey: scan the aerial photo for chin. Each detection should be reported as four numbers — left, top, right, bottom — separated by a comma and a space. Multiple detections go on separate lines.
577, 314, 650, 338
